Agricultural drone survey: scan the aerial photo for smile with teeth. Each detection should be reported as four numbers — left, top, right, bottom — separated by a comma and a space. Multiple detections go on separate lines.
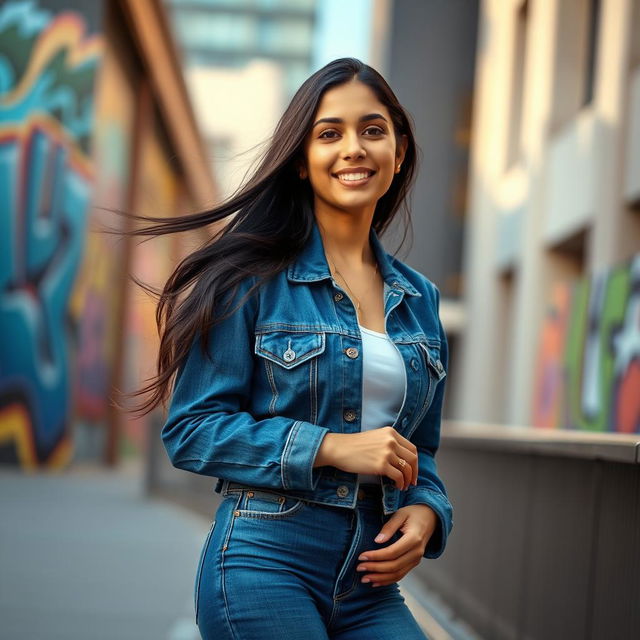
333, 170, 375, 185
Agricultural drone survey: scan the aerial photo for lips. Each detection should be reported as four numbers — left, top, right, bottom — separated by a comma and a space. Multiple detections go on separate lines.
332, 169, 376, 187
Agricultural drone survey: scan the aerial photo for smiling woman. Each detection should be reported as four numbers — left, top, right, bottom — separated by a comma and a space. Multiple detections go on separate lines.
302, 84, 406, 210
110, 57, 451, 640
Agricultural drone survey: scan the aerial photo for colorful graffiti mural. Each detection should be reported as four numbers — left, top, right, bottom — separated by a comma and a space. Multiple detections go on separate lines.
0, 1, 103, 467
533, 254, 640, 433
69, 31, 135, 456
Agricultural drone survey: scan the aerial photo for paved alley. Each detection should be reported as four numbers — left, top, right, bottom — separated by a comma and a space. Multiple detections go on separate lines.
0, 464, 210, 640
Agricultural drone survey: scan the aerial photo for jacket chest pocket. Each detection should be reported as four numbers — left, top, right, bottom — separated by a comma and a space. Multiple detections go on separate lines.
255, 330, 326, 423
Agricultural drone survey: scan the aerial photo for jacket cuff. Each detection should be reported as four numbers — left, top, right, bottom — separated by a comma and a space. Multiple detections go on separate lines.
401, 487, 453, 559
281, 421, 330, 491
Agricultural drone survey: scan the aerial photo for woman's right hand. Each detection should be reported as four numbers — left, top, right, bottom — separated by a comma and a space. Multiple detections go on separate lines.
313, 427, 418, 490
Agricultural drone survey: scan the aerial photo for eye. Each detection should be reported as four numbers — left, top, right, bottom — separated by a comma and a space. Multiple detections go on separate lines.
364, 126, 385, 135
318, 125, 384, 140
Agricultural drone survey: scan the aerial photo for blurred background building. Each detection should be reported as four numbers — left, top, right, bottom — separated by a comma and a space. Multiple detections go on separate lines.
1, 0, 639, 639
0, 0, 216, 471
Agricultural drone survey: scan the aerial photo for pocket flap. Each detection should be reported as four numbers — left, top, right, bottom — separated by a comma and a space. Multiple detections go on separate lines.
419, 342, 446, 381
255, 331, 326, 369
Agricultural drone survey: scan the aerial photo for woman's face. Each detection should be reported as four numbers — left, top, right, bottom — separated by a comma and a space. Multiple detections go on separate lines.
301, 79, 408, 218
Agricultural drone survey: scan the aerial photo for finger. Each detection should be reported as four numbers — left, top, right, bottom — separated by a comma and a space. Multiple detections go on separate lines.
396, 432, 418, 458
385, 464, 405, 491
359, 531, 415, 562
386, 448, 413, 490
394, 447, 415, 490
370, 574, 406, 587
364, 569, 410, 586
357, 548, 419, 575
397, 445, 418, 484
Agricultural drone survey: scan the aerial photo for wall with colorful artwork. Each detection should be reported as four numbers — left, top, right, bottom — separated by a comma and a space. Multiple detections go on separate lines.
0, 0, 104, 468
533, 254, 640, 433
0, 0, 211, 469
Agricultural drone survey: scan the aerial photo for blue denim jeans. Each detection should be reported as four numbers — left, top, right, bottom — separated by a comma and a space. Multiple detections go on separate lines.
194, 482, 428, 639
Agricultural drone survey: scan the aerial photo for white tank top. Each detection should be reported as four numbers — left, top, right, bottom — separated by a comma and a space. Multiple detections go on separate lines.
357, 323, 406, 484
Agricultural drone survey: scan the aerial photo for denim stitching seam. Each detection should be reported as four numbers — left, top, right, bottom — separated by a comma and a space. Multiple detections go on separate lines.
220, 493, 242, 640
280, 420, 299, 490
264, 359, 278, 416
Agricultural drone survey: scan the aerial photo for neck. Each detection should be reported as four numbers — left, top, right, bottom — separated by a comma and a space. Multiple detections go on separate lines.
313, 205, 376, 269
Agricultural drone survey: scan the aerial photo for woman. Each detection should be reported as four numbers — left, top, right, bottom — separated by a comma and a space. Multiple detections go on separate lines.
126, 57, 452, 639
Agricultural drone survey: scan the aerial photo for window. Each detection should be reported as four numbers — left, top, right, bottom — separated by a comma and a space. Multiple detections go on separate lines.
550, 0, 601, 133
505, 0, 528, 169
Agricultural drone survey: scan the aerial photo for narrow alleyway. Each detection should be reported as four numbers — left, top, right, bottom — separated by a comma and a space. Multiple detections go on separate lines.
0, 463, 208, 640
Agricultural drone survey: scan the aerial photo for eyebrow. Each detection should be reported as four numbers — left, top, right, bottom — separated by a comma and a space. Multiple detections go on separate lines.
312, 113, 388, 128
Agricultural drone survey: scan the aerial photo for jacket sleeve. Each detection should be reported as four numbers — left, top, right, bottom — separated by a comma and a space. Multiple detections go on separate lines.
161, 277, 330, 491
399, 285, 454, 559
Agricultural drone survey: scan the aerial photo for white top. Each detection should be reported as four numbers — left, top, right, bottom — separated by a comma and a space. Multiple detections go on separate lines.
357, 323, 406, 484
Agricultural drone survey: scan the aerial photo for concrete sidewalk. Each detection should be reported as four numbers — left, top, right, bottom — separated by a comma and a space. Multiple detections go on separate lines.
0, 463, 210, 640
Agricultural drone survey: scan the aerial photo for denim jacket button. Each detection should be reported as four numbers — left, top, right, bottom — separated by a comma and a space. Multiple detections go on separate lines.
410, 358, 419, 371
337, 485, 349, 498
345, 347, 359, 359
283, 348, 296, 362
343, 409, 357, 422
334, 292, 344, 302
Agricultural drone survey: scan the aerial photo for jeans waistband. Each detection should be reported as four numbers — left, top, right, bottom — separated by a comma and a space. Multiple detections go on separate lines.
219, 480, 383, 504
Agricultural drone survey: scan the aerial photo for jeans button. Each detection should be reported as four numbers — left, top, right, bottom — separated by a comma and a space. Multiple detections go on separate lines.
345, 347, 359, 359
337, 485, 349, 498
334, 292, 344, 302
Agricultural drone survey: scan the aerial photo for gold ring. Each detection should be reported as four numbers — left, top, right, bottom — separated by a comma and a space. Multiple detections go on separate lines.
398, 458, 406, 468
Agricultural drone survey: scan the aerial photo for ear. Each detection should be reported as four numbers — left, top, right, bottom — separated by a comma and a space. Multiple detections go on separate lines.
395, 134, 408, 173
296, 159, 308, 180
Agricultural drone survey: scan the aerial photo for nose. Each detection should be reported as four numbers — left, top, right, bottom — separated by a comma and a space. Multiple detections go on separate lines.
341, 130, 366, 160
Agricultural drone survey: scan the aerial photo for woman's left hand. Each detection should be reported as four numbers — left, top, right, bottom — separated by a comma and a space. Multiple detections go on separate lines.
355, 504, 438, 587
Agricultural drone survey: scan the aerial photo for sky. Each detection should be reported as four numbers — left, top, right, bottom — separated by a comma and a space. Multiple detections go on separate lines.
311, 0, 374, 71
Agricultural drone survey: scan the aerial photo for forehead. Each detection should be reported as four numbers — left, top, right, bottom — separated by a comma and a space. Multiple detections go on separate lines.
313, 80, 389, 119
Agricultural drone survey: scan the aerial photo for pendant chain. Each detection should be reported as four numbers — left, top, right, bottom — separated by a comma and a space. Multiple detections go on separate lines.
327, 256, 379, 318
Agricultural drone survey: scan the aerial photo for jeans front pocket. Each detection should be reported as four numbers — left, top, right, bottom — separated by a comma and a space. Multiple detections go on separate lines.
194, 519, 216, 624
235, 488, 307, 519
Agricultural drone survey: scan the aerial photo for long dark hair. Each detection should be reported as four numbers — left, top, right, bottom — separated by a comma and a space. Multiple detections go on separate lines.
111, 57, 418, 416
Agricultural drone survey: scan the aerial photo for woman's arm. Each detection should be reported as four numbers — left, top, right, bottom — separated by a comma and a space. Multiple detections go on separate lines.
161, 277, 330, 491
398, 287, 454, 559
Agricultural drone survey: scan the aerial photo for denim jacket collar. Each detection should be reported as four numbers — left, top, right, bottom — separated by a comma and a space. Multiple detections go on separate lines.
286, 217, 421, 297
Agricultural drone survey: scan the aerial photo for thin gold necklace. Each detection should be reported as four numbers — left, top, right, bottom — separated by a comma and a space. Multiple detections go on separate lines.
328, 257, 379, 319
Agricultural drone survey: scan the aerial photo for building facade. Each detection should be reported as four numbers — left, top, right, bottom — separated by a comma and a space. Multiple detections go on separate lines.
452, 0, 640, 434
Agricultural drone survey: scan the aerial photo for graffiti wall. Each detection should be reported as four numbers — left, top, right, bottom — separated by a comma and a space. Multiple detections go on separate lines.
69, 24, 135, 460
0, 0, 104, 468
533, 254, 640, 433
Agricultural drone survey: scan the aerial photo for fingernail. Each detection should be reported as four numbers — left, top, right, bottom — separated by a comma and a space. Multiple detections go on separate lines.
361, 577, 370, 583
358, 555, 368, 561
375, 533, 386, 543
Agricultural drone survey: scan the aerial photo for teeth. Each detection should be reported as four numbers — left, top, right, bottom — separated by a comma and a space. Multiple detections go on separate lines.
338, 172, 371, 181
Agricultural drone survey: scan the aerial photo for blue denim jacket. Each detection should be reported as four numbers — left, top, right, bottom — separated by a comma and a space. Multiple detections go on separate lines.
162, 218, 453, 558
